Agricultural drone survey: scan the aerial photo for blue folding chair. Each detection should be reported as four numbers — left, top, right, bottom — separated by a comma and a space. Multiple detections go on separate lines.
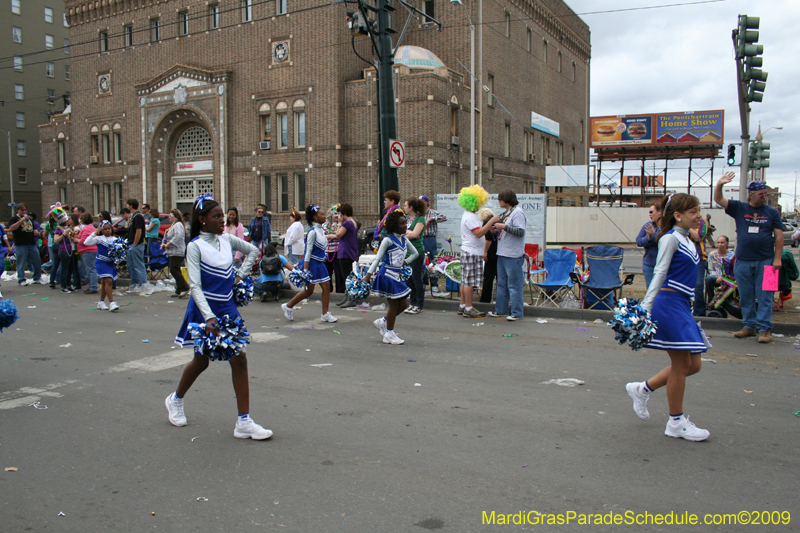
146, 241, 169, 280
570, 245, 635, 309
531, 249, 577, 307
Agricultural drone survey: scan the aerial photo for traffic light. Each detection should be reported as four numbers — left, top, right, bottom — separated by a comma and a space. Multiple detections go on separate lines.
737, 15, 767, 102
348, 11, 369, 36
749, 140, 770, 170
727, 144, 736, 165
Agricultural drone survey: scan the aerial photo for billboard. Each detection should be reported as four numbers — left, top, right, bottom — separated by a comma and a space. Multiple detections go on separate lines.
531, 111, 560, 137
590, 110, 724, 149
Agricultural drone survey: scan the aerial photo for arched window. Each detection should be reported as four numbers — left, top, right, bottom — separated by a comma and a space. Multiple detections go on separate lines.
276, 102, 288, 149
259, 103, 271, 141
175, 126, 213, 159
293, 99, 306, 147
90, 125, 100, 160
113, 123, 122, 163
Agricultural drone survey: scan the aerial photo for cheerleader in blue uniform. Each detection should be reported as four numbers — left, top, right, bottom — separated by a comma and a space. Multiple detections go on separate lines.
165, 195, 272, 440
281, 204, 338, 323
625, 193, 711, 442
83, 220, 120, 312
363, 209, 419, 345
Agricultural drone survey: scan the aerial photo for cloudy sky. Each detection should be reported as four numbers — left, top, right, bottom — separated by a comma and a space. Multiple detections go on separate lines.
566, 0, 799, 212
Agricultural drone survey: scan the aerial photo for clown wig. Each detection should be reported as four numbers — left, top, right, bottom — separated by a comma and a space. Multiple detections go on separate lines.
457, 185, 489, 212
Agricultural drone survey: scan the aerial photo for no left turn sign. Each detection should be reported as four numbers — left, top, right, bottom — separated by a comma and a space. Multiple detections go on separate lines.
389, 139, 405, 168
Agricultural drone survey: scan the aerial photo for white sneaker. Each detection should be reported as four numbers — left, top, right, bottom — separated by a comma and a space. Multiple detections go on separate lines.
281, 303, 294, 321
233, 419, 273, 440
665, 416, 709, 441
108, 301, 120, 312
373, 317, 388, 336
321, 312, 338, 322
626, 382, 650, 421
382, 331, 405, 345
127, 285, 140, 293
97, 301, 109, 310
165, 393, 187, 427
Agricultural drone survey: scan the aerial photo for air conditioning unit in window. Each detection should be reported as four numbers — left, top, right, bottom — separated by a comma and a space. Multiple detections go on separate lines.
451, 136, 460, 146
527, 153, 536, 163
546, 157, 554, 166
259, 141, 271, 150
90, 156, 99, 164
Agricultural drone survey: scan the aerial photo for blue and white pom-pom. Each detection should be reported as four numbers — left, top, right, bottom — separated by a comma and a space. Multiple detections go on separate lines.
399, 265, 412, 282
233, 276, 255, 307
607, 298, 657, 351
186, 315, 251, 361
346, 271, 371, 300
288, 267, 312, 289
0, 300, 21, 332
107, 237, 130, 263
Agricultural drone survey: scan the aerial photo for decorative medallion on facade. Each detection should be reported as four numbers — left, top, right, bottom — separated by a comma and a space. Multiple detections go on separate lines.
98, 74, 111, 95
173, 84, 188, 106
272, 41, 289, 63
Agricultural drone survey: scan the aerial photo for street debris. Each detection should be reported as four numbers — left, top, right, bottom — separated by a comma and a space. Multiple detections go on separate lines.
700, 357, 717, 364
59, 343, 72, 348
541, 378, 585, 387
593, 319, 604, 324
746, 354, 758, 357
414, 383, 421, 387
196, 497, 208, 502
29, 402, 47, 409
536, 319, 548, 324
310, 364, 332, 368
5, 467, 18, 472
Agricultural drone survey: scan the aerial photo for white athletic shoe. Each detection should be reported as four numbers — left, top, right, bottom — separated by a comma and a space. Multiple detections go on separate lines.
97, 301, 109, 310
382, 331, 405, 345
281, 303, 294, 321
373, 317, 388, 336
233, 420, 273, 440
665, 416, 710, 442
165, 393, 187, 427
321, 312, 338, 323
626, 382, 650, 421
108, 301, 120, 312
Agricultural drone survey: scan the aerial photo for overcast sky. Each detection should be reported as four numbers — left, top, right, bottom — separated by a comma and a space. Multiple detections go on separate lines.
566, 0, 799, 212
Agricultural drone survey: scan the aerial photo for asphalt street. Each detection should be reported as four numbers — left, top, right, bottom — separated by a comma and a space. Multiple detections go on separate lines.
1, 287, 798, 532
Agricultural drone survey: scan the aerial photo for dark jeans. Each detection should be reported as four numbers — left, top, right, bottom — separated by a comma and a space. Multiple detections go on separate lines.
59, 251, 79, 290
339, 257, 355, 283
693, 259, 708, 316
480, 253, 498, 303
324, 253, 345, 293
422, 236, 438, 287
49, 245, 62, 287
168, 255, 190, 293
406, 253, 425, 308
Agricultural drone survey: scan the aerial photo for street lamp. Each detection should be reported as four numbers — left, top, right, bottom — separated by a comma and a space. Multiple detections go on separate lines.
0, 127, 14, 216
450, 0, 476, 186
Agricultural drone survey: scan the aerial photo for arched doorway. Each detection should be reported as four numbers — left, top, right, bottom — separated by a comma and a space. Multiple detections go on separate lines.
170, 125, 215, 214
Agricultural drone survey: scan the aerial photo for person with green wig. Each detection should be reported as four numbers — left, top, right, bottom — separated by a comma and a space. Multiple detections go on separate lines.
457, 185, 493, 318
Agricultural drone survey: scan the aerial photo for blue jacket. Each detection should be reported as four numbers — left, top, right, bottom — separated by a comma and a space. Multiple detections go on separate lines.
247, 215, 271, 243
636, 222, 660, 268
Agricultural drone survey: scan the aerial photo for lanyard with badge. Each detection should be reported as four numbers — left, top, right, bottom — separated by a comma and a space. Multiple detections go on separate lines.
497, 206, 515, 238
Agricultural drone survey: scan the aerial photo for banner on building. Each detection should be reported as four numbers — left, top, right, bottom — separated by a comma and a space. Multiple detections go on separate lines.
545, 165, 590, 187
531, 112, 560, 137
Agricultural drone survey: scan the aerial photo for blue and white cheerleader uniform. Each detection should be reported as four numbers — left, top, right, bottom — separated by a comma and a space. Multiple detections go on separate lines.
368, 234, 419, 299
641, 227, 709, 354
174, 232, 258, 356
303, 223, 331, 285
84, 233, 118, 280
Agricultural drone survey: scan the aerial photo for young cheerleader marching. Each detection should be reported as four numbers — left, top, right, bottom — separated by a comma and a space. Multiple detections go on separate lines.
166, 195, 272, 440
83, 221, 120, 311
363, 209, 419, 345
281, 205, 338, 323
625, 193, 711, 441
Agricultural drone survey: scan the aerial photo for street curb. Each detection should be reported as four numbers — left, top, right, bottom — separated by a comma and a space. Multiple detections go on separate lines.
276, 289, 800, 336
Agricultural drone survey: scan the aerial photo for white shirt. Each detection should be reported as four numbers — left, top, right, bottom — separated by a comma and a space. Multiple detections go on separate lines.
460, 210, 484, 255
284, 221, 304, 256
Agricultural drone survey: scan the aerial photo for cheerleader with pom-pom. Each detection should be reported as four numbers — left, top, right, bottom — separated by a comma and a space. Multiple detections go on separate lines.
165, 195, 272, 440
362, 209, 419, 345
281, 205, 338, 323
625, 193, 711, 442
83, 221, 120, 311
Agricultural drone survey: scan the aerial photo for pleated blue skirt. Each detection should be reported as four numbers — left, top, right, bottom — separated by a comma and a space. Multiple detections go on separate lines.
646, 290, 708, 353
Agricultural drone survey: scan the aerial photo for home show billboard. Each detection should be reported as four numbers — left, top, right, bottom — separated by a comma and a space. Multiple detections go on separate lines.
590, 110, 724, 148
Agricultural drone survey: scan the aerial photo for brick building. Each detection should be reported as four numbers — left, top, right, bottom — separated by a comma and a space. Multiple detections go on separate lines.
40, 0, 590, 229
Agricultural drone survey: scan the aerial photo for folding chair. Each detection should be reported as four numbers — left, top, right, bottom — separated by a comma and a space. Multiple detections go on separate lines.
569, 245, 634, 310
146, 241, 169, 280
531, 249, 577, 307
562, 246, 583, 269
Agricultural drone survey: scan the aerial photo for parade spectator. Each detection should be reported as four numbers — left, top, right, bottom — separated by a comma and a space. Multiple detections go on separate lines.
126, 199, 147, 291
77, 213, 98, 294
142, 204, 161, 245
420, 195, 447, 293
284, 209, 304, 264
255, 243, 294, 302
72, 205, 86, 218
486, 190, 527, 321
704, 214, 716, 249
8, 203, 43, 285
323, 206, 345, 295
457, 185, 492, 318
163, 209, 189, 298
247, 205, 271, 252
225, 207, 245, 265
403, 197, 426, 314
43, 212, 62, 282
54, 214, 80, 293
690, 215, 709, 317
478, 207, 498, 304
636, 202, 662, 288
334, 203, 359, 308
182, 212, 192, 246
704, 235, 734, 305
0, 222, 9, 259
714, 173, 783, 343
373, 190, 401, 242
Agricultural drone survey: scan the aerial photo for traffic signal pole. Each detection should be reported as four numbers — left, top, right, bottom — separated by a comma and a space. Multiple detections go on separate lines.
733, 37, 750, 202
375, 0, 398, 197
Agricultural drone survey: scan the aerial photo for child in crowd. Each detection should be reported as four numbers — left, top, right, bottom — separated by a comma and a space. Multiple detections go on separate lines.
363, 209, 419, 345
166, 195, 270, 440
83, 221, 120, 311
255, 243, 294, 302
626, 193, 711, 442
281, 205, 338, 323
